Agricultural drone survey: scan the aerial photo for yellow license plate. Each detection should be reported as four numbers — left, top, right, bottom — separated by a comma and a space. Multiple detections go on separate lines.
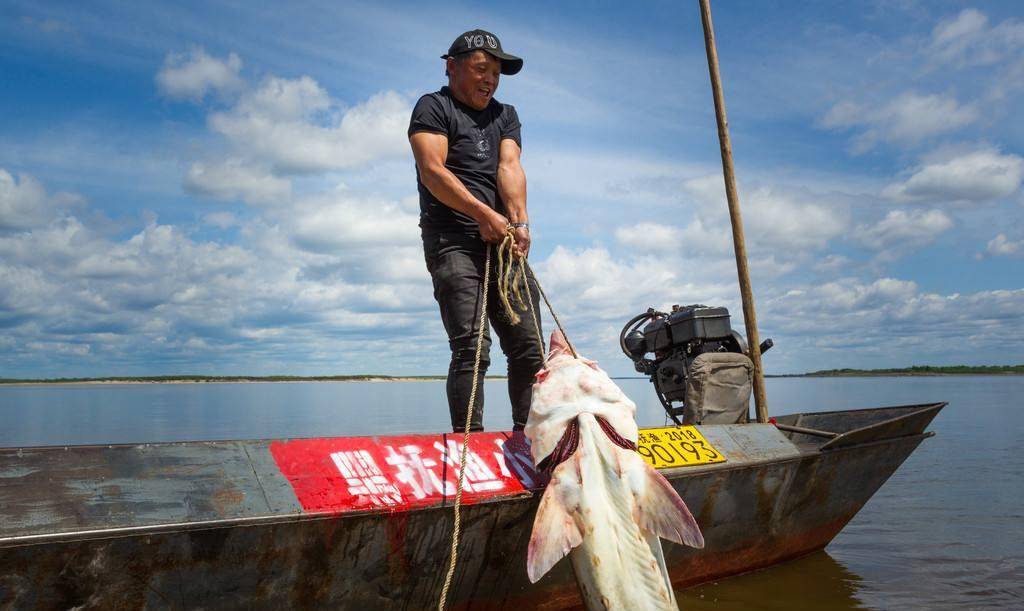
637, 426, 726, 469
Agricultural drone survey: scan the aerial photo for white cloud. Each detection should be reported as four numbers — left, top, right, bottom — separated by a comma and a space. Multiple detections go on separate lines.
930, 9, 1024, 67
526, 149, 705, 206
185, 159, 291, 205
209, 82, 411, 174
675, 217, 733, 256
768, 282, 1018, 367
4, 163, 1023, 377
594, 175, 850, 288
768, 279, 1024, 360
821, 92, 977, 152
230, 75, 328, 119
167, 54, 415, 216
26, 341, 90, 356
203, 211, 238, 229
743, 186, 849, 251
532, 244, 1024, 373
535, 246, 740, 324
883, 149, 1024, 203
931, 9, 989, 62
0, 170, 444, 376
0, 212, 260, 341
615, 223, 680, 253
539, 246, 671, 314
986, 234, 1022, 257
812, 277, 920, 312
156, 48, 243, 101
680, 177, 850, 253
0, 170, 81, 232
989, 53, 1024, 103
813, 254, 851, 274
287, 189, 420, 253
854, 209, 953, 251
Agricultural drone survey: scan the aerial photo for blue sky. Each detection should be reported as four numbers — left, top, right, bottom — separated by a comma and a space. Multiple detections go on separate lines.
1, 0, 1022, 377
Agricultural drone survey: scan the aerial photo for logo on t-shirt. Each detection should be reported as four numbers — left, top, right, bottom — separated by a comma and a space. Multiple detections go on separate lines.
473, 128, 491, 160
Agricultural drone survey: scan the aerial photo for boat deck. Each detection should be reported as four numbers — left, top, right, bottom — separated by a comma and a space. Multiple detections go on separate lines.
0, 423, 804, 545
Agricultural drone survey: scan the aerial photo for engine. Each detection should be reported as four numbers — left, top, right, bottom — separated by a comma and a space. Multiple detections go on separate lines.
619, 304, 772, 425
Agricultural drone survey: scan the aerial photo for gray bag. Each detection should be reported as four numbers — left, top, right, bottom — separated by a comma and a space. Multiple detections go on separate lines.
682, 352, 753, 425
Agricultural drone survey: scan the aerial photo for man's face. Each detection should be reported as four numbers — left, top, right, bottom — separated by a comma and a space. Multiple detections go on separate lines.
447, 51, 501, 110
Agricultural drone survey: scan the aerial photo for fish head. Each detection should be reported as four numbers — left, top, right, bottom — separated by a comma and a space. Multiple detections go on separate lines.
546, 329, 574, 360
535, 330, 600, 380
525, 331, 639, 466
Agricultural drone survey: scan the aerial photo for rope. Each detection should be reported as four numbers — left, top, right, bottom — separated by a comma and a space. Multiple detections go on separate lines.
522, 257, 578, 360
438, 245, 491, 611
495, 232, 528, 326
496, 228, 577, 359
438, 228, 577, 610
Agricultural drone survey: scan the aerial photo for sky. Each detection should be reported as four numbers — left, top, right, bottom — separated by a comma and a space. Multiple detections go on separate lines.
1, 0, 1022, 378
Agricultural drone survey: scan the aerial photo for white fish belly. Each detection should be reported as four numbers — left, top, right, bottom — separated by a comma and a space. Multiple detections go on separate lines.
567, 414, 678, 611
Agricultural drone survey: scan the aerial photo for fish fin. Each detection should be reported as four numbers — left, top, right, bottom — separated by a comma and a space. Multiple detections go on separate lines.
526, 462, 584, 582
632, 461, 704, 549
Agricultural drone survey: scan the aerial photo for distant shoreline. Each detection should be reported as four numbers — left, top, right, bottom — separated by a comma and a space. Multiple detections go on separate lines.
768, 372, 1024, 378
773, 364, 1024, 377
2, 366, 1023, 385
0, 375, 453, 386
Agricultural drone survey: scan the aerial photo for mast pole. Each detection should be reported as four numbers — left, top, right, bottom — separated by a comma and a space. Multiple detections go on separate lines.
698, 0, 769, 423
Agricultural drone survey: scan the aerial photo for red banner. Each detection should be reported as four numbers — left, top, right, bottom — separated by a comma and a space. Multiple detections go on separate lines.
270, 431, 544, 513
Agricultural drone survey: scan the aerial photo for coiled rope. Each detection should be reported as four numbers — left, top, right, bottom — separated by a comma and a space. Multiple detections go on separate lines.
497, 230, 578, 360
437, 227, 577, 610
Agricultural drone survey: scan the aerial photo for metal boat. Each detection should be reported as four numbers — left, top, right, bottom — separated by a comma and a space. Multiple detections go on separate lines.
0, 402, 943, 609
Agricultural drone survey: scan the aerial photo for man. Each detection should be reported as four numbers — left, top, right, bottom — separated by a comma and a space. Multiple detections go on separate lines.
408, 29, 543, 433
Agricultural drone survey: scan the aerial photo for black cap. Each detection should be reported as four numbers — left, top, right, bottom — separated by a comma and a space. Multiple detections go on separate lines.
442, 29, 523, 75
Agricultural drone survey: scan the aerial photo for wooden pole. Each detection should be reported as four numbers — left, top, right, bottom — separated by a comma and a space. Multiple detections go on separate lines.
698, 0, 769, 423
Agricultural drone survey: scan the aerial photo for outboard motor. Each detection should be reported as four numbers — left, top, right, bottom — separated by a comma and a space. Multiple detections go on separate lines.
620, 304, 772, 425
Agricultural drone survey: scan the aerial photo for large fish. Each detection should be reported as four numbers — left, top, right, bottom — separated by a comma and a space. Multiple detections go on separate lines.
524, 331, 704, 610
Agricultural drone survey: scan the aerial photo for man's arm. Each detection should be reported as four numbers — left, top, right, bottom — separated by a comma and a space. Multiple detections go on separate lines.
409, 131, 509, 243
497, 138, 529, 258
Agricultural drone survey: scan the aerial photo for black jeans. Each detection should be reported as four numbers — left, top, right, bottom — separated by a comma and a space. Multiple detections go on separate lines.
423, 232, 544, 432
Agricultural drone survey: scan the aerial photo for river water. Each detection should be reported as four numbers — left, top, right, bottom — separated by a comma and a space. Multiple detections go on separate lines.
1, 376, 1021, 609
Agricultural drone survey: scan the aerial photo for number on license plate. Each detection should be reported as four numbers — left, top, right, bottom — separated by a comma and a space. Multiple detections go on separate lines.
636, 426, 726, 469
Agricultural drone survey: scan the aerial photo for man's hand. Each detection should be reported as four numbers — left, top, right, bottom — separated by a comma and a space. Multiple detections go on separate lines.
512, 226, 531, 258
478, 208, 510, 243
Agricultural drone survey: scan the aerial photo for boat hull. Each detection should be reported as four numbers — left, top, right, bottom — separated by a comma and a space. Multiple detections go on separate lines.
0, 403, 942, 610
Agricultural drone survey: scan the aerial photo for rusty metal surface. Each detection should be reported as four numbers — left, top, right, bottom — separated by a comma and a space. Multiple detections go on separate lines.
819, 402, 944, 450
660, 432, 932, 592
773, 402, 945, 450
0, 442, 302, 542
701, 424, 805, 463
0, 405, 940, 609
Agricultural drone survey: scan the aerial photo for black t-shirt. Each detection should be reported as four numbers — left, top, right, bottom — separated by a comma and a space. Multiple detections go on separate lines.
408, 86, 522, 236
